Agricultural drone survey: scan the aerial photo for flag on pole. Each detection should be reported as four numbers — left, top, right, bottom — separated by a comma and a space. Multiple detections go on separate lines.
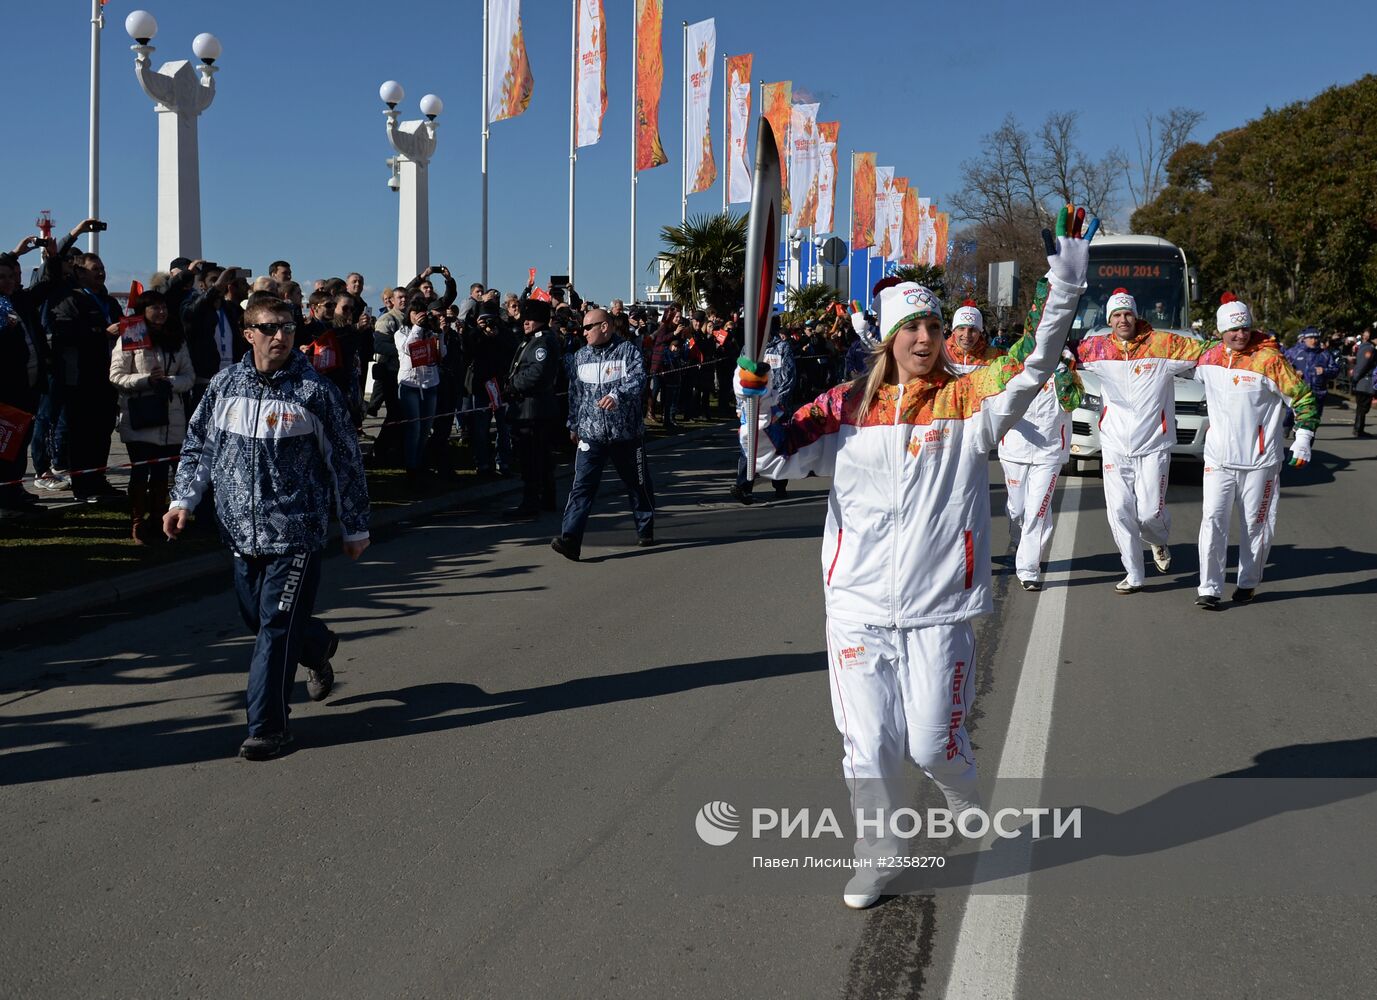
575, 0, 607, 147
685, 19, 716, 193
788, 103, 820, 227
815, 122, 839, 233
487, 0, 534, 122
935, 212, 951, 265
852, 152, 876, 249
886, 173, 904, 263
875, 166, 895, 260
916, 197, 934, 264
762, 82, 792, 213
725, 54, 753, 204
634, 0, 669, 169
900, 182, 919, 265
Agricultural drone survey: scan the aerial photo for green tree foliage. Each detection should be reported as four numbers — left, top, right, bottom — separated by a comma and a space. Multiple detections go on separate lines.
892, 264, 947, 299
1132, 76, 1377, 331
655, 213, 748, 316
780, 282, 841, 327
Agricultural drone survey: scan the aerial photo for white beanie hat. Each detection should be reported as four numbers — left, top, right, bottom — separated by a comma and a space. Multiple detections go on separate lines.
1106, 287, 1137, 317
1216, 292, 1252, 333
951, 298, 983, 331
876, 280, 943, 341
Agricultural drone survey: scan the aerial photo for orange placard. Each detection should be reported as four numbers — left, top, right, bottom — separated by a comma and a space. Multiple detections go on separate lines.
408, 336, 441, 368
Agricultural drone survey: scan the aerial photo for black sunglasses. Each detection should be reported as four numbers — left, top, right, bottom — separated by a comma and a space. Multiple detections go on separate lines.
248, 321, 296, 338
583, 320, 606, 331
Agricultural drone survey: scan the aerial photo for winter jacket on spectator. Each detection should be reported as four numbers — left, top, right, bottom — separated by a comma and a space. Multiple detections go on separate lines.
461, 320, 519, 395
507, 327, 563, 422
171, 349, 370, 555
1352, 340, 1376, 394
50, 284, 120, 389
372, 307, 404, 381
396, 325, 446, 390
109, 339, 196, 446
650, 322, 675, 374
761, 333, 798, 407
1284, 342, 1339, 398
180, 287, 243, 381
567, 338, 648, 442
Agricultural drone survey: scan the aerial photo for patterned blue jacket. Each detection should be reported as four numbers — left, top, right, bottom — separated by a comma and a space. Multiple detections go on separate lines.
566, 338, 648, 442
761, 334, 798, 408
172, 350, 371, 555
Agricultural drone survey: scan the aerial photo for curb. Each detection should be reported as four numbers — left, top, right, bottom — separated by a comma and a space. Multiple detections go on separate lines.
0, 421, 734, 635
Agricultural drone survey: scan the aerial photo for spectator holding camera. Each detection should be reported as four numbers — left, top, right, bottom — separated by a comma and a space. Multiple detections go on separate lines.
107, 289, 194, 543
395, 296, 446, 483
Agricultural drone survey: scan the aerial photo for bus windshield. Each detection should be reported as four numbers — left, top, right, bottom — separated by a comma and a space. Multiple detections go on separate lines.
1076, 245, 1187, 333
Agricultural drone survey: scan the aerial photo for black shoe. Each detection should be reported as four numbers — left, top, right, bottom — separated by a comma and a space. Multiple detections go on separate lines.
503, 505, 539, 519
239, 731, 293, 761
550, 534, 581, 561
1231, 587, 1256, 604
637, 533, 657, 547
305, 630, 338, 701
773, 484, 788, 498
729, 485, 754, 506
1020, 579, 1041, 592
1195, 594, 1222, 611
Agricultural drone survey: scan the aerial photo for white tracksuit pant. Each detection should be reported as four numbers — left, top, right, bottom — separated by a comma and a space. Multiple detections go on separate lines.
1001, 460, 1060, 584
1197, 464, 1280, 597
825, 618, 981, 877
1101, 449, 1172, 586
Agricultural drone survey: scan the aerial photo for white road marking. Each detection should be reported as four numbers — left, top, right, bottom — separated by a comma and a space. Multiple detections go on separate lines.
942, 481, 1083, 1000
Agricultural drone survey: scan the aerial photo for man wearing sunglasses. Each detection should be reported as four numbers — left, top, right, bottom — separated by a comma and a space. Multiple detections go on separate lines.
164, 296, 371, 761
551, 309, 655, 560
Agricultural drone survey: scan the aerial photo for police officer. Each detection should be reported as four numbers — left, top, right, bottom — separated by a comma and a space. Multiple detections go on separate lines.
550, 309, 655, 560
505, 298, 562, 516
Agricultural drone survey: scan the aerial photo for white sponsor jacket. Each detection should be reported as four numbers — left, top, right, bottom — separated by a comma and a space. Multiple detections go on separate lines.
1192, 340, 1319, 470
1076, 324, 1209, 458
997, 364, 1080, 466
744, 274, 1082, 628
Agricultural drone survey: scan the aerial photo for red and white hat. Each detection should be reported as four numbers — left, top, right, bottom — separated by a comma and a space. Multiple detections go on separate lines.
876, 280, 942, 341
951, 298, 984, 332
1106, 287, 1137, 317
1216, 292, 1252, 333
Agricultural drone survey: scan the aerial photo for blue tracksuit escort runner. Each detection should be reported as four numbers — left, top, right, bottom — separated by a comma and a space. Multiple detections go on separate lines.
173, 349, 371, 739
560, 338, 655, 547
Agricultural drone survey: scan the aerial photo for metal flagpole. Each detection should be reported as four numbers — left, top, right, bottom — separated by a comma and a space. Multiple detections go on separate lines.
848, 150, 855, 305
481, 0, 490, 287
88, 0, 103, 253
568, 0, 577, 288
629, 1, 638, 303
721, 52, 728, 214
680, 20, 687, 225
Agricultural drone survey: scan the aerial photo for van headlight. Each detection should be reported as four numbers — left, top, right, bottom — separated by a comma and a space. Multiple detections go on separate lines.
1082, 393, 1102, 412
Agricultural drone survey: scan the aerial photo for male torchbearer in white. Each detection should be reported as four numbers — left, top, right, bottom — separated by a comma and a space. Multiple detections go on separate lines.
126, 10, 220, 270
1190, 294, 1319, 610
379, 82, 443, 286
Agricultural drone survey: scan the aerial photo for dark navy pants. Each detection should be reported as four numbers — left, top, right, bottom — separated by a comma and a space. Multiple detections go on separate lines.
561, 437, 655, 542
233, 550, 333, 737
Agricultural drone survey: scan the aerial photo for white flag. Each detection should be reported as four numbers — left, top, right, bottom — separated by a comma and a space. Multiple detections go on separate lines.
788, 103, 820, 227
886, 175, 904, 263
875, 166, 895, 261
685, 19, 716, 194
575, 0, 607, 147
725, 55, 753, 203
487, 0, 534, 123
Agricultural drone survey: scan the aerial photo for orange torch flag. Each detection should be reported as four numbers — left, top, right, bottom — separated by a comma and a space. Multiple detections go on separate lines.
852, 152, 876, 249
634, 0, 669, 170
762, 82, 792, 213
901, 184, 919, 265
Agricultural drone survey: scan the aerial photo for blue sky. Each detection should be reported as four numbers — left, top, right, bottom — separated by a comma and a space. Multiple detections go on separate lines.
3, 0, 1372, 306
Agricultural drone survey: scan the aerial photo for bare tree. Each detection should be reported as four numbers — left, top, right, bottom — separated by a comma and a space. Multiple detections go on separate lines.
1123, 107, 1205, 209
1038, 110, 1124, 221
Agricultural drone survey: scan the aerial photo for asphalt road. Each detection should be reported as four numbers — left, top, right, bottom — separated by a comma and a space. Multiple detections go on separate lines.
2, 413, 1374, 999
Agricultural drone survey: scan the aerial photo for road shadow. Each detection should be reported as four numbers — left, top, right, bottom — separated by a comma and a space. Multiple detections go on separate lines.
0, 650, 824, 786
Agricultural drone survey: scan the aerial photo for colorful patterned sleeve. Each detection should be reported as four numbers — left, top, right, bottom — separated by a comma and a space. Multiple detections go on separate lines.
1054, 365, 1083, 412
1005, 279, 1050, 366
1268, 353, 1319, 432
1156, 331, 1214, 373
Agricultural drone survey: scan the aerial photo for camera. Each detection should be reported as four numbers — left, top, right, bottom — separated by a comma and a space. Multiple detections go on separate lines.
92, 221, 108, 232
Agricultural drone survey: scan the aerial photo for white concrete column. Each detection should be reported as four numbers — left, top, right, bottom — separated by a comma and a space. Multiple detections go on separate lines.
384, 109, 440, 287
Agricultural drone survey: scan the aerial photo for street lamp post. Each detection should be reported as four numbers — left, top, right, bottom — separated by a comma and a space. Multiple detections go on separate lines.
380, 81, 442, 286
127, 10, 220, 270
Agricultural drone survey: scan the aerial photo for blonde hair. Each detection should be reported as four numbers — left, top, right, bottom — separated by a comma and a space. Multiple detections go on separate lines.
845, 319, 951, 421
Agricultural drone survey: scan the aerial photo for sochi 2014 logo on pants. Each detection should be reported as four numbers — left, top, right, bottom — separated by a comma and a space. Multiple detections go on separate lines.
695, 801, 741, 846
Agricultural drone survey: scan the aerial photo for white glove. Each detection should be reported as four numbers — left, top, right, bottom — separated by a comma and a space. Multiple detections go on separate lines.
733, 367, 777, 413
850, 312, 869, 336
1289, 427, 1314, 466
1045, 234, 1089, 292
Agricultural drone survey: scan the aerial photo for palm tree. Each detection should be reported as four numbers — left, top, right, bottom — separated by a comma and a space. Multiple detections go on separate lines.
655, 213, 748, 316
783, 282, 839, 326
893, 264, 947, 298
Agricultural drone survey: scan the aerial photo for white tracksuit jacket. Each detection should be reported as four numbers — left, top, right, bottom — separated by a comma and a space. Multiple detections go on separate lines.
743, 275, 1084, 628
998, 363, 1081, 466
1192, 341, 1319, 468
1077, 325, 1211, 457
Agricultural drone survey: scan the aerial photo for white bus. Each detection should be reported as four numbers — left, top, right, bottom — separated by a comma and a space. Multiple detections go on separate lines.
1068, 234, 1207, 473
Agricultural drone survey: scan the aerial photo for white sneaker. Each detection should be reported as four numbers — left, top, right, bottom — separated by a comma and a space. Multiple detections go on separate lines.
843, 871, 885, 910
843, 889, 881, 910
1151, 544, 1171, 572
1114, 577, 1141, 595
33, 472, 70, 492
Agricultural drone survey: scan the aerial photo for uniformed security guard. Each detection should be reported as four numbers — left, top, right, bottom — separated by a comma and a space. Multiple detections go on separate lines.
505, 298, 563, 516
550, 309, 655, 560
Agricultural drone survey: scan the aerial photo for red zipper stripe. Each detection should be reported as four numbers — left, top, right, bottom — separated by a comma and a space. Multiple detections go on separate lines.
963, 530, 974, 589
827, 527, 843, 585
1160, 408, 1167, 434
1257, 425, 1265, 455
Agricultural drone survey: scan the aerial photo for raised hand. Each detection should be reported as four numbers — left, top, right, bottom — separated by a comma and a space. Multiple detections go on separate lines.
1041, 204, 1095, 290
